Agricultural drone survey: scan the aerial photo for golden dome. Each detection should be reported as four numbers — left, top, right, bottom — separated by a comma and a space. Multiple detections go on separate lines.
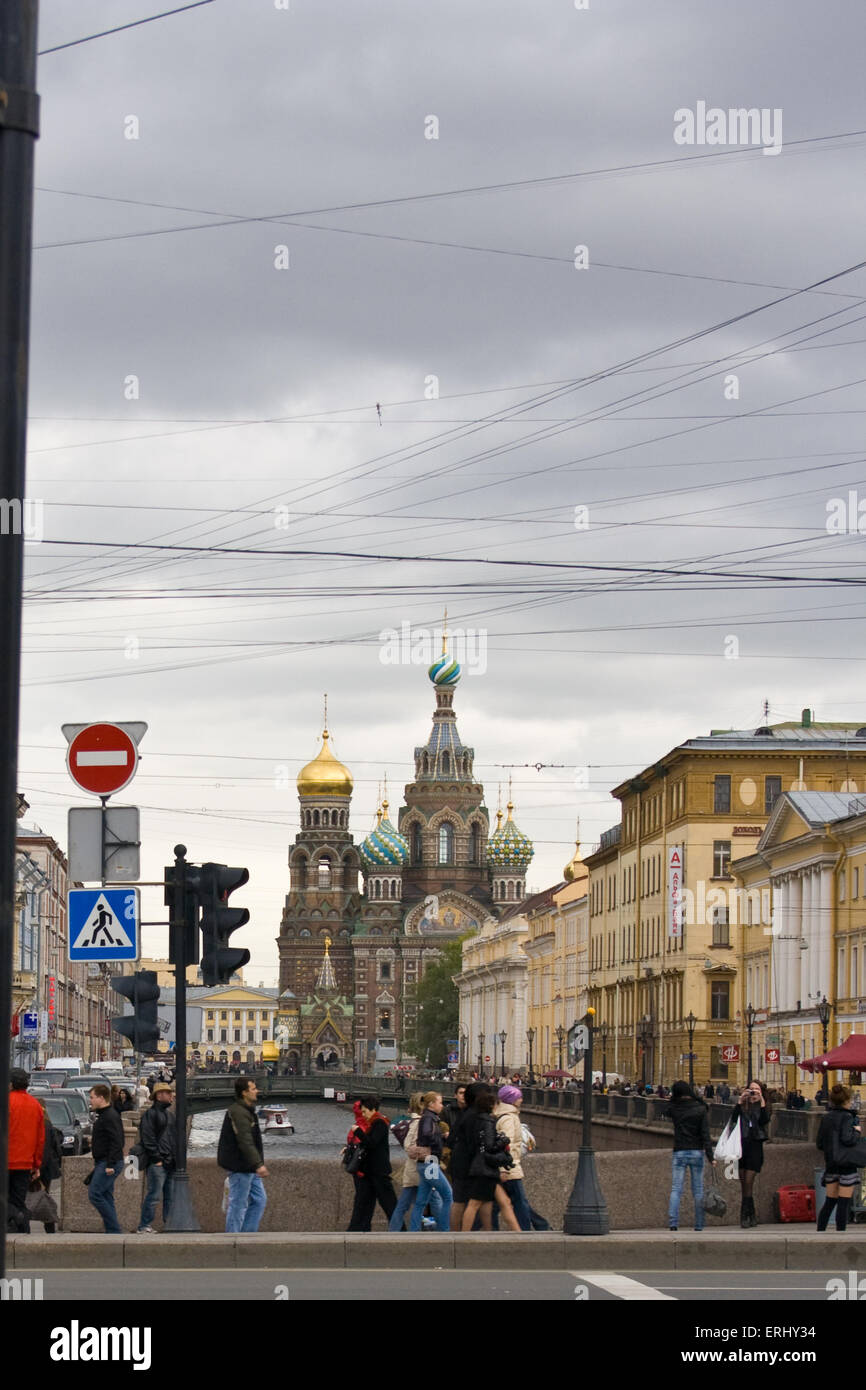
563, 824, 586, 883
297, 729, 354, 797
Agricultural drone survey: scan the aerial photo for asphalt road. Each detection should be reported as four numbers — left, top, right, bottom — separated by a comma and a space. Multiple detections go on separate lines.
6, 1269, 847, 1301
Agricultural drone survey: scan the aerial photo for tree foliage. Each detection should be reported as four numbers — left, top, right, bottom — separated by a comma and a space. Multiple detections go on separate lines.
414, 937, 465, 1066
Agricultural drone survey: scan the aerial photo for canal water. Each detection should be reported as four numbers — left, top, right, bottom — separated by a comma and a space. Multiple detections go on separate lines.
189, 1102, 406, 1161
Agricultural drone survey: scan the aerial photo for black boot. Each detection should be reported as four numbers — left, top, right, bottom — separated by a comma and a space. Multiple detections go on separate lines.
748, 1197, 758, 1228
740, 1200, 749, 1229
836, 1197, 851, 1232
817, 1197, 837, 1231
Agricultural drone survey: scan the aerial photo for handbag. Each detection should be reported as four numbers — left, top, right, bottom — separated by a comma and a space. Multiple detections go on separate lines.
831, 1115, 866, 1169
343, 1144, 365, 1176
702, 1172, 727, 1218
26, 1186, 59, 1226
713, 1116, 742, 1162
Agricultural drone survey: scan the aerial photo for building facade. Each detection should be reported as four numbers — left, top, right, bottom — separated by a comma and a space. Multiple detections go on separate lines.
583, 712, 866, 1088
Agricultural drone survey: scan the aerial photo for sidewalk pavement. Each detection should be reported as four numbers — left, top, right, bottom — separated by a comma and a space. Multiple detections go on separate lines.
6, 1228, 866, 1271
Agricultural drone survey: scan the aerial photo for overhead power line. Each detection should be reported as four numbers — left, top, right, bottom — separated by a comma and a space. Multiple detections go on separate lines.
39, 1, 216, 55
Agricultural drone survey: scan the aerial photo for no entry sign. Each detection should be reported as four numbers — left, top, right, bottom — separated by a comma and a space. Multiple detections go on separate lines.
66, 722, 140, 797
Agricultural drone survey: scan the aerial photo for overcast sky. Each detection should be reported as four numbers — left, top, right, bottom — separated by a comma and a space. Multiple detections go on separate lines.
19, 0, 866, 984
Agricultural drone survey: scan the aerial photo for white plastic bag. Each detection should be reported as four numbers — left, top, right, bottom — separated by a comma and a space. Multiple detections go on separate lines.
221, 1176, 231, 1214
713, 1116, 742, 1161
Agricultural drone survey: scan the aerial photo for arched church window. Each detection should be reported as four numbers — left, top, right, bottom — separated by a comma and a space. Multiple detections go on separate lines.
322, 809, 329, 827
318, 857, 331, 890
313, 809, 320, 827
441, 751, 450, 775
411, 824, 422, 865
438, 822, 454, 865
507, 880, 515, 901
470, 822, 481, 864
299, 929, 311, 937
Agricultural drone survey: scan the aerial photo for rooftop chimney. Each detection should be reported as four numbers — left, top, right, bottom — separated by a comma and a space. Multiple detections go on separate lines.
801, 708, 812, 728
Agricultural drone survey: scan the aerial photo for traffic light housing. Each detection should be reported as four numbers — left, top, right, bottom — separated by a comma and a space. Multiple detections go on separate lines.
198, 862, 250, 986
111, 969, 160, 1053
165, 860, 201, 967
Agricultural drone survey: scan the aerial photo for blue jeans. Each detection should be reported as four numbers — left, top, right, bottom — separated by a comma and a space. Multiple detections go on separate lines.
388, 1181, 444, 1231
225, 1171, 267, 1233
139, 1162, 173, 1229
408, 1159, 452, 1232
669, 1150, 705, 1230
501, 1177, 532, 1232
88, 1159, 122, 1234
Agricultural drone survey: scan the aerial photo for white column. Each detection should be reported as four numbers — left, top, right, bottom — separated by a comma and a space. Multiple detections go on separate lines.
818, 868, 833, 1000
802, 870, 814, 1003
788, 873, 803, 1009
773, 876, 789, 1012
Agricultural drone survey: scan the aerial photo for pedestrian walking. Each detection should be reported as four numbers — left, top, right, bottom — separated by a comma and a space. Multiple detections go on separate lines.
388, 1093, 430, 1231
461, 1083, 515, 1231
217, 1077, 269, 1233
493, 1086, 533, 1231
663, 1080, 715, 1232
730, 1081, 770, 1228
347, 1096, 397, 1230
407, 1092, 453, 1231
88, 1083, 124, 1234
816, 1083, 866, 1231
7, 1068, 45, 1234
136, 1079, 177, 1233
445, 1081, 475, 1231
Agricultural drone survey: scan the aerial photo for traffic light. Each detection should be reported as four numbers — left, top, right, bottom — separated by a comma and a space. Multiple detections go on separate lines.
111, 969, 160, 1053
165, 860, 201, 967
198, 862, 250, 986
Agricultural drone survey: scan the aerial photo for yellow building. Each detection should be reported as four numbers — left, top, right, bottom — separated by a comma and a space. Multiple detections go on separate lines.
456, 903, 529, 1074
733, 791, 866, 1096
584, 712, 866, 1089
193, 985, 277, 1066
524, 838, 589, 1076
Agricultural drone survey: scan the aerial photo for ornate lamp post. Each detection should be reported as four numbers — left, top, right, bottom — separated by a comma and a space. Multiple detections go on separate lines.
818, 995, 832, 1055
478, 1031, 485, 1077
459, 1027, 468, 1069
499, 1029, 507, 1076
638, 1014, 651, 1089
745, 1002, 757, 1083
564, 1009, 609, 1235
685, 1011, 697, 1088
599, 1024, 609, 1091
556, 1023, 565, 1073
526, 1027, 536, 1085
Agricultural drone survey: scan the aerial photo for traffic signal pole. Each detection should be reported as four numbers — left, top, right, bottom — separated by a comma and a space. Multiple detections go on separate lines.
165, 844, 200, 1231
0, 0, 39, 1280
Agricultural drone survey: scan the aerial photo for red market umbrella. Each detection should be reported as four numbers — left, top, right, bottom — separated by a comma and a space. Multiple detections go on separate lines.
543, 1069, 573, 1079
799, 1033, 866, 1073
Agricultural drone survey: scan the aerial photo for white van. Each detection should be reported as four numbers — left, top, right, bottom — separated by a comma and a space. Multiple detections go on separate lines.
45, 1057, 88, 1075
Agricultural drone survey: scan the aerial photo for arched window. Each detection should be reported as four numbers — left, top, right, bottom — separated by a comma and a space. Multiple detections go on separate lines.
313, 809, 320, 827
299, 929, 311, 937
441, 751, 450, 775
438, 822, 454, 865
318, 857, 331, 890
322, 809, 329, 827
412, 824, 422, 866
470, 822, 481, 864
390, 879, 397, 899
507, 880, 515, 901
422, 753, 429, 774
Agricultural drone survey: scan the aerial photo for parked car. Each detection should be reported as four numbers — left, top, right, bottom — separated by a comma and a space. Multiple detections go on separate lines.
36, 1094, 85, 1157
34, 1087, 92, 1151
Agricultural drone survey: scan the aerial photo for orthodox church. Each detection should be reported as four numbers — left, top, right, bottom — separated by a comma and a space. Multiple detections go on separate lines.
276, 637, 534, 1073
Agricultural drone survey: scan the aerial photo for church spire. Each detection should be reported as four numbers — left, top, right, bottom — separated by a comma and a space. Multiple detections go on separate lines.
315, 935, 337, 993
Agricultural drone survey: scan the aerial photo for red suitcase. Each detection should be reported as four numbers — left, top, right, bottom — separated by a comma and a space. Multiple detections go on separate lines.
774, 1185, 816, 1222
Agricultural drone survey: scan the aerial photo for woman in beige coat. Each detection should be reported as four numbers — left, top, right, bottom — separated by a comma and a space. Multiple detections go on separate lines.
494, 1086, 532, 1231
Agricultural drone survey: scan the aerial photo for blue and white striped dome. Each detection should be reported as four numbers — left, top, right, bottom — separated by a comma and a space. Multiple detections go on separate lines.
360, 805, 409, 869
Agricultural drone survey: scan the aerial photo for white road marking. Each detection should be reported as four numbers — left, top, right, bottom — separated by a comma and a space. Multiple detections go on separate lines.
571, 1271, 676, 1300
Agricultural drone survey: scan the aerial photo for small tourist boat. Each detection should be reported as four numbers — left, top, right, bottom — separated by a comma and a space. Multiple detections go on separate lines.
259, 1103, 294, 1134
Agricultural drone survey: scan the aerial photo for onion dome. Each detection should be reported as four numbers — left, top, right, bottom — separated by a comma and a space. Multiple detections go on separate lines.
428, 652, 461, 687
297, 728, 354, 797
487, 801, 534, 870
360, 799, 409, 868
563, 839, 586, 883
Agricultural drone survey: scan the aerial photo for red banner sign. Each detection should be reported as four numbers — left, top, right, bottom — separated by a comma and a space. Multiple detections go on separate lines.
721, 1044, 740, 1062
765, 1047, 780, 1064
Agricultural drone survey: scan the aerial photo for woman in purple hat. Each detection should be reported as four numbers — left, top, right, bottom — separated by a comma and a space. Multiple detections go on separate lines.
494, 1085, 533, 1231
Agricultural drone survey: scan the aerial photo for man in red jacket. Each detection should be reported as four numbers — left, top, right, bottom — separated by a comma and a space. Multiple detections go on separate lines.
8, 1068, 45, 1233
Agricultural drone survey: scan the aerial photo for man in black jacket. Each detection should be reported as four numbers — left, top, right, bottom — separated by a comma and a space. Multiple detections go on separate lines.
88, 1083, 125, 1233
663, 1080, 715, 1232
218, 1077, 269, 1232
136, 1080, 177, 1233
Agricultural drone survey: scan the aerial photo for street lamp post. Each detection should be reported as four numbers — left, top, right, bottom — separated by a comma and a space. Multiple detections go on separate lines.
526, 1027, 535, 1085
818, 995, 832, 1055
499, 1029, 507, 1076
556, 1023, 565, 1073
745, 1002, 757, 1083
478, 1032, 484, 1078
685, 1011, 697, 1088
564, 1009, 609, 1235
599, 1024, 609, 1091
639, 1015, 651, 1090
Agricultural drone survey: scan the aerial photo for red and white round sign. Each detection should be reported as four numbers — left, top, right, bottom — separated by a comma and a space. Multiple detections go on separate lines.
66, 722, 139, 797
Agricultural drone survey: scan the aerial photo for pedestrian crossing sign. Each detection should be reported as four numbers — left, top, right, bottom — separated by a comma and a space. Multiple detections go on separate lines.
68, 888, 140, 961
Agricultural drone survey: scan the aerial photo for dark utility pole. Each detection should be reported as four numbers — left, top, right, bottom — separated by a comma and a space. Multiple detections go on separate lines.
0, 0, 39, 1280
165, 845, 200, 1231
564, 1010, 609, 1236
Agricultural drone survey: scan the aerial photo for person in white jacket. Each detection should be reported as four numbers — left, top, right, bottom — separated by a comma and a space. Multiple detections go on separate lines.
494, 1086, 533, 1231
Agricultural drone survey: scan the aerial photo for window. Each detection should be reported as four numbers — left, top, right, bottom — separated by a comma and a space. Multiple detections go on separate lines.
854, 867, 860, 900
379, 962, 391, 980
220, 1029, 227, 1042
764, 775, 782, 814
247, 1029, 255, 1042
234, 1030, 241, 1042
438, 822, 454, 864
709, 1044, 728, 1080
713, 840, 731, 878
261, 1030, 267, 1041
318, 858, 331, 889
379, 1010, 391, 1031
412, 824, 423, 866
441, 751, 450, 775
711, 980, 730, 1020
220, 1011, 227, 1021
712, 908, 730, 947
206, 1011, 214, 1022
839, 872, 846, 903
234, 1011, 241, 1021
470, 823, 481, 864
207, 1029, 213, 1042
714, 775, 731, 814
